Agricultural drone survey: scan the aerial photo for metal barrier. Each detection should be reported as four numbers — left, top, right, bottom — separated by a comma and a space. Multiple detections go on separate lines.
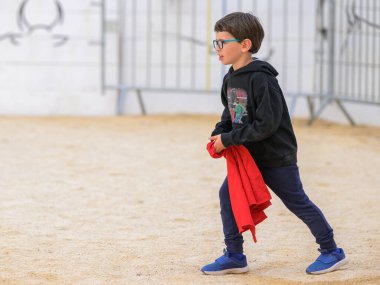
311, 0, 380, 124
98, 0, 380, 124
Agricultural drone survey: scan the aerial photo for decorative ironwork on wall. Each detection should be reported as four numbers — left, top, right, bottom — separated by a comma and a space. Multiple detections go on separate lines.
0, 0, 68, 46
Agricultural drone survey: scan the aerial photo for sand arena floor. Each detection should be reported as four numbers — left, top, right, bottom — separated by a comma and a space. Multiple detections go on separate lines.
0, 115, 379, 285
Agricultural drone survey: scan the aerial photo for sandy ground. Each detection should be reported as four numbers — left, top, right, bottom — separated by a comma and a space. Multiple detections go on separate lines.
0, 115, 379, 285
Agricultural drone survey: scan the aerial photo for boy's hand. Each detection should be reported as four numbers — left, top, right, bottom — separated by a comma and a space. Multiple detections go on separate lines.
209, 134, 226, 153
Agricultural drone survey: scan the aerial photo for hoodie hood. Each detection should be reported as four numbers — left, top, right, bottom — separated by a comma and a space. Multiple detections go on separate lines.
228, 58, 279, 77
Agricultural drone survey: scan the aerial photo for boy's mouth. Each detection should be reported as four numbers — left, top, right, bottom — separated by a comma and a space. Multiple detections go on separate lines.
218, 55, 224, 60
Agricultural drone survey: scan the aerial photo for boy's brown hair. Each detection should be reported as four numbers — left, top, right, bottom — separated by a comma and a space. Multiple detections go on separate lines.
214, 12, 264, 54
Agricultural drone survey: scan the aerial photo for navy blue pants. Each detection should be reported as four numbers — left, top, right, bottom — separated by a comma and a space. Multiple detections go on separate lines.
219, 165, 336, 254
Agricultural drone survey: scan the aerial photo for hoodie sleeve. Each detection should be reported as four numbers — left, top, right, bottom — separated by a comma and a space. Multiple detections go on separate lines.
211, 79, 232, 136
221, 73, 283, 146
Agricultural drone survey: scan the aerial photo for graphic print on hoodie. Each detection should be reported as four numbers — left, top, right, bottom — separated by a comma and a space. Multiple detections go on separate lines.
227, 87, 248, 125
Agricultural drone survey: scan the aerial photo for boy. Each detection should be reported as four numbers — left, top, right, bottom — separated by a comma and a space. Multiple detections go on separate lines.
201, 12, 348, 275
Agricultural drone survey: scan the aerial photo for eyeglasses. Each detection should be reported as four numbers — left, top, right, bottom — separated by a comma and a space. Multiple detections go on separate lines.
212, 38, 241, 49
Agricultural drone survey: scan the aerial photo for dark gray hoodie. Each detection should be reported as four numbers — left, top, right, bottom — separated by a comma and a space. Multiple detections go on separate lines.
211, 59, 298, 168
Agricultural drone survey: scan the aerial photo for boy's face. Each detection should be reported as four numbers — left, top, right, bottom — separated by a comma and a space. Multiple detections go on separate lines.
214, 31, 246, 66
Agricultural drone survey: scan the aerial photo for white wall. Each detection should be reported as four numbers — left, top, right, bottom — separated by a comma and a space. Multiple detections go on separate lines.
0, 0, 379, 127
0, 0, 116, 115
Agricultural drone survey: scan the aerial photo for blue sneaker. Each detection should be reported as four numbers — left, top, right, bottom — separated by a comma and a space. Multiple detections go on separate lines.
201, 249, 249, 275
306, 248, 348, 274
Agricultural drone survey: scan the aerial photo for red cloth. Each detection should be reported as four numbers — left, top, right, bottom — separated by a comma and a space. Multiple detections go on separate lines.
207, 141, 271, 242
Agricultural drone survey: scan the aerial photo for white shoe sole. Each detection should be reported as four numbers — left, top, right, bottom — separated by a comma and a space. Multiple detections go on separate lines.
202, 266, 249, 275
307, 257, 349, 275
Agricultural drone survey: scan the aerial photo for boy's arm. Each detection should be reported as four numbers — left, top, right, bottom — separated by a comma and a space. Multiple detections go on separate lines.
211, 82, 232, 136
211, 106, 232, 136
221, 74, 283, 146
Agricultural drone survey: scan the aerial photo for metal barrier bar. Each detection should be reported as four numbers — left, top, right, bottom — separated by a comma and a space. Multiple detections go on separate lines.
146, 0, 152, 86
131, 0, 136, 86
374, 0, 378, 103
191, 0, 197, 88
116, 0, 126, 115
161, 0, 166, 88
282, 0, 288, 91
205, 0, 212, 91
176, 1, 182, 88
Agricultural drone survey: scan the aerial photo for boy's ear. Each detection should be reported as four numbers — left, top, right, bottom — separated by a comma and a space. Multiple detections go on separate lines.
241, 39, 253, 52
